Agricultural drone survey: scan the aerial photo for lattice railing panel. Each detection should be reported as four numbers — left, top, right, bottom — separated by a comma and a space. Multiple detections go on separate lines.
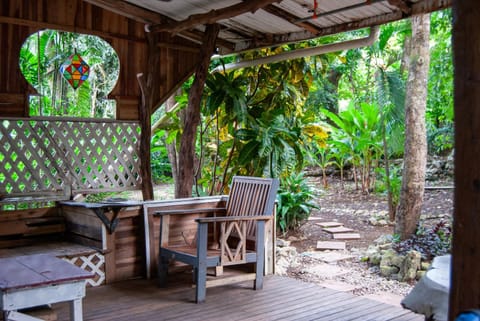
0, 118, 141, 203
62, 252, 106, 287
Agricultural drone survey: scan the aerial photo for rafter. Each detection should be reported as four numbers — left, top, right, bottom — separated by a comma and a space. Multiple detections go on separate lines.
148, 0, 281, 34
82, 0, 165, 24
262, 4, 321, 35
387, 0, 411, 14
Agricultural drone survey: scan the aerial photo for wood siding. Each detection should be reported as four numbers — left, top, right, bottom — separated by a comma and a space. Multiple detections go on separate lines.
0, 0, 201, 118
62, 204, 145, 283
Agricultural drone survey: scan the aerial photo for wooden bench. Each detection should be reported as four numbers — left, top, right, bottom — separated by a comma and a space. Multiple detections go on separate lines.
0, 254, 93, 321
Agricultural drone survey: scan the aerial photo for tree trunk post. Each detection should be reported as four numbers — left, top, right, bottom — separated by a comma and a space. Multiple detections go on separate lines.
137, 33, 161, 201
394, 14, 430, 239
449, 1, 480, 318
176, 24, 220, 198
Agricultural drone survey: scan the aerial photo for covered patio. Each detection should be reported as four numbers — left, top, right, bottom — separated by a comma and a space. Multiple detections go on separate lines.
2, 0, 480, 320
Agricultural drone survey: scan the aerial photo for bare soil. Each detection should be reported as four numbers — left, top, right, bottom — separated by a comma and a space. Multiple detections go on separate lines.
287, 176, 453, 253
281, 175, 453, 301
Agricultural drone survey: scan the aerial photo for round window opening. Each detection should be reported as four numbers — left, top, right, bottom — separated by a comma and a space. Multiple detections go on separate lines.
19, 30, 120, 118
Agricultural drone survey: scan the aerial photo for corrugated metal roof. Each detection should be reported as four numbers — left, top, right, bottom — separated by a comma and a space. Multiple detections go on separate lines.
115, 0, 451, 53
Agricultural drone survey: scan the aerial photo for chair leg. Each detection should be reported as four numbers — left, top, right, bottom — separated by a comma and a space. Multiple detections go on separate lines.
195, 263, 207, 303
195, 222, 208, 303
158, 253, 169, 287
254, 263, 264, 290
254, 220, 266, 290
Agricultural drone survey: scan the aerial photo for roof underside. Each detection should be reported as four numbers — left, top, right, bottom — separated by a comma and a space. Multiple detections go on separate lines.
88, 0, 451, 54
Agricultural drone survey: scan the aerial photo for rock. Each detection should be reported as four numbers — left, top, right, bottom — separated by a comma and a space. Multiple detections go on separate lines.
276, 239, 291, 247
416, 270, 426, 280
276, 246, 297, 259
364, 245, 382, 265
377, 219, 388, 226
399, 250, 421, 282
275, 246, 299, 275
421, 262, 431, 271
380, 265, 400, 277
374, 234, 394, 245
378, 243, 393, 251
370, 254, 382, 266
380, 249, 404, 268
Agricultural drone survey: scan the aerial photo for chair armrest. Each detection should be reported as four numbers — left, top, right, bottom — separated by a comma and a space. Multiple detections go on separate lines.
195, 215, 272, 224
154, 207, 226, 216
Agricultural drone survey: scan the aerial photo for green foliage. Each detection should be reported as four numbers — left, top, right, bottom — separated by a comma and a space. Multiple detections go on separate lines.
427, 9, 454, 155
375, 164, 402, 207
276, 173, 319, 233
151, 129, 173, 183
321, 102, 382, 192
190, 51, 327, 195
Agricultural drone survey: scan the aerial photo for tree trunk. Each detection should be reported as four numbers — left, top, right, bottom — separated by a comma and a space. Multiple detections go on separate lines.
137, 33, 160, 201
165, 92, 179, 190
175, 24, 220, 198
394, 14, 430, 239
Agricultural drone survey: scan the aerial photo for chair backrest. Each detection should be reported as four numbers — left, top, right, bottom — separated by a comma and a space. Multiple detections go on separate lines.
225, 176, 279, 237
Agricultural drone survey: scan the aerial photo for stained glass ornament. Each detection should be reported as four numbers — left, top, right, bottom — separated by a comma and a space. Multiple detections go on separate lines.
60, 51, 90, 90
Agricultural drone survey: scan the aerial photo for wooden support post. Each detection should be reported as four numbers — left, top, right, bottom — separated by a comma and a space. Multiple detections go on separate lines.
176, 24, 220, 198
450, 1, 480, 319
137, 32, 161, 201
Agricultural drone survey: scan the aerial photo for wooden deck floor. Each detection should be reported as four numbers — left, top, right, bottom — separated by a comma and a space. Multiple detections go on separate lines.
54, 275, 422, 321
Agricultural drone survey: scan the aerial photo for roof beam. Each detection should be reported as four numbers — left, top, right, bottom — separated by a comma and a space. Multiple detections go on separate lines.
82, 0, 165, 24
296, 0, 385, 23
147, 0, 281, 34
387, 0, 411, 14
83, 0, 236, 51
262, 4, 322, 35
234, 0, 452, 52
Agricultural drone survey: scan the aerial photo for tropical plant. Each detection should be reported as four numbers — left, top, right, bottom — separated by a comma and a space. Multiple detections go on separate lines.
276, 173, 319, 233
321, 102, 382, 193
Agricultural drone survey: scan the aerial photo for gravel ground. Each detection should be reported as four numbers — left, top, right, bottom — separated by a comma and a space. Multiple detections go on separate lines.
279, 176, 453, 303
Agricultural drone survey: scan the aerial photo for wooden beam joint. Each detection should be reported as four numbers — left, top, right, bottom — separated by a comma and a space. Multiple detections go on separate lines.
147, 0, 280, 35
387, 0, 412, 14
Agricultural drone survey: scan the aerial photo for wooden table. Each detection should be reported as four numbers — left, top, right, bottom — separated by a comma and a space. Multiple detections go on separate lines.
60, 200, 143, 233
0, 254, 93, 321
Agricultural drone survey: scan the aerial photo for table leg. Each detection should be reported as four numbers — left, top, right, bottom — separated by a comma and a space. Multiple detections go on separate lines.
69, 299, 83, 321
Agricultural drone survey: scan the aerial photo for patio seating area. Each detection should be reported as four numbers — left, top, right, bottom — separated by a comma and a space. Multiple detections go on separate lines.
51, 275, 422, 321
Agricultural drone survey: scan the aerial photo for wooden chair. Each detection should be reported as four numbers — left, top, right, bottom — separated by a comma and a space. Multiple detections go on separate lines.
155, 176, 279, 303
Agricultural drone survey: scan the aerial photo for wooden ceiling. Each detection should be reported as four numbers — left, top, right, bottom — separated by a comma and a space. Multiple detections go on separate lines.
85, 0, 451, 54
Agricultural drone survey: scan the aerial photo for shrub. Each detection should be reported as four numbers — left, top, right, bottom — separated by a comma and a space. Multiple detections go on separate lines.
393, 220, 452, 260
276, 173, 319, 234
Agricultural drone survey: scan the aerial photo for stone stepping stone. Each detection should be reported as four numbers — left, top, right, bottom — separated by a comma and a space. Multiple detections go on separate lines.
323, 226, 354, 234
315, 221, 343, 228
316, 241, 346, 250
312, 252, 354, 263
308, 216, 324, 221
333, 233, 361, 240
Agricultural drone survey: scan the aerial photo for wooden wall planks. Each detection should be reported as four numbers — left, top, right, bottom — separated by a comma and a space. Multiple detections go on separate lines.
0, 0, 201, 119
